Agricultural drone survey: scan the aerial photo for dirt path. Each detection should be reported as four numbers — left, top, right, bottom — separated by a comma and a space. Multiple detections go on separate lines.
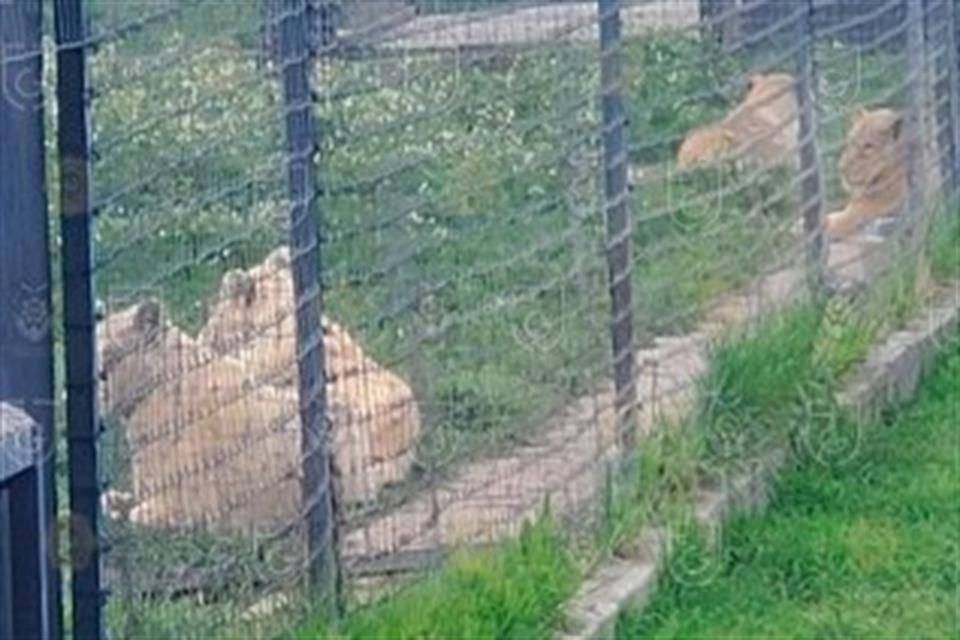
341, 237, 880, 572
346, 1, 700, 52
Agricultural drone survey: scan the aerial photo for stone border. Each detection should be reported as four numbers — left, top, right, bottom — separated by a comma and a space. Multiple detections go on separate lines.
557, 283, 960, 639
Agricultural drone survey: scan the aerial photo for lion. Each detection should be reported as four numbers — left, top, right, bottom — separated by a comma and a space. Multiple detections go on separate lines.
97, 297, 306, 534
97, 297, 203, 421
198, 246, 423, 508
676, 72, 800, 171
198, 246, 298, 388
824, 107, 909, 240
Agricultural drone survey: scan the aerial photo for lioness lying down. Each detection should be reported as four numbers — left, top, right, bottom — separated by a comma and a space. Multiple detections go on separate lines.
824, 106, 908, 240
676, 72, 800, 172
198, 247, 423, 512
98, 251, 422, 534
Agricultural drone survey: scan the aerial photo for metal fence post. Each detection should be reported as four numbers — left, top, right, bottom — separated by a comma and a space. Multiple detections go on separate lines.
597, 0, 638, 453
795, 0, 827, 298
698, 0, 736, 49
53, 0, 104, 638
940, 0, 960, 193
276, 0, 340, 615
0, 1, 63, 638
903, 0, 930, 236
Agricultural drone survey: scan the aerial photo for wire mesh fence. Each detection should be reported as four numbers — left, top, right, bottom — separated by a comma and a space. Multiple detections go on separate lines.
2, 0, 957, 637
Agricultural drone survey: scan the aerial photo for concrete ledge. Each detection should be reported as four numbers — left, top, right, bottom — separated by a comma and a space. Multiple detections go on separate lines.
557, 284, 960, 639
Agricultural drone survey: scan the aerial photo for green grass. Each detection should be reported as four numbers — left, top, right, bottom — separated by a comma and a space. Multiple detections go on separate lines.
930, 197, 960, 281
298, 516, 580, 639
614, 335, 960, 639
696, 306, 826, 461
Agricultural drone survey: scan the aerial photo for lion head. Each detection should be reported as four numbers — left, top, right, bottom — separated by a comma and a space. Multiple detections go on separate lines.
199, 247, 299, 388
741, 72, 797, 116
838, 107, 907, 198
97, 298, 197, 420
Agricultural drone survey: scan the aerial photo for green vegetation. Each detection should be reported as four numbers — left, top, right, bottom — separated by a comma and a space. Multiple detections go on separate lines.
930, 196, 960, 280
614, 335, 960, 639
299, 517, 579, 639
599, 302, 838, 560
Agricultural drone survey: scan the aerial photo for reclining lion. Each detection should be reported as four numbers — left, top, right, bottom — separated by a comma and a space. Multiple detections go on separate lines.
98, 250, 423, 533
97, 298, 303, 534
197, 247, 423, 508
676, 72, 800, 172
824, 106, 909, 240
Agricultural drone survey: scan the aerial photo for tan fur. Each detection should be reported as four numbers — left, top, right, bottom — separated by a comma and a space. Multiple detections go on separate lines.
125, 353, 304, 534
676, 72, 800, 171
199, 247, 299, 388
99, 244, 422, 532
98, 299, 304, 534
825, 107, 908, 240
97, 298, 202, 421
198, 247, 423, 506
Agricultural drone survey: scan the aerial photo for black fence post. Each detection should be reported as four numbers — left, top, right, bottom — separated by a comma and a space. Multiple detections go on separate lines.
597, 0, 638, 453
53, 0, 103, 638
698, 0, 736, 49
0, 1, 63, 638
939, 0, 960, 193
276, 0, 340, 615
794, 0, 827, 298
904, 0, 929, 231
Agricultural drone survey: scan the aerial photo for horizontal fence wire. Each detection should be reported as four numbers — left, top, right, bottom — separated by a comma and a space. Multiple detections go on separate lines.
22, 0, 958, 637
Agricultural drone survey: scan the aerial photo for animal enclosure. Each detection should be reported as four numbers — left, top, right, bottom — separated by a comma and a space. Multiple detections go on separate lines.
2, 0, 958, 638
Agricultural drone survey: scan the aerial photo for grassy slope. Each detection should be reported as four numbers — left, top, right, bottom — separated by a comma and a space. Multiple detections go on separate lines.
615, 336, 960, 639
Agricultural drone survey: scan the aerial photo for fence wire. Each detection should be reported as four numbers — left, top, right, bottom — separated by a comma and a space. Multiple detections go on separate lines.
8, 0, 957, 637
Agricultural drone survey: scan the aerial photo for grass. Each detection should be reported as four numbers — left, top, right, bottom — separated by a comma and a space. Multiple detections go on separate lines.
598, 302, 835, 560
930, 197, 960, 281
613, 332, 960, 639
298, 516, 580, 639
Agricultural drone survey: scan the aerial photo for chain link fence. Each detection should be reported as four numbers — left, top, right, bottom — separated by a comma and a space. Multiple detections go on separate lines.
2, 0, 957, 637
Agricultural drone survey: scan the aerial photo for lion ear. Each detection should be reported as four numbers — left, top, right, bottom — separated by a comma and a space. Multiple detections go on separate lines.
134, 299, 162, 333
889, 112, 904, 140
853, 106, 869, 121
223, 270, 257, 306
267, 246, 291, 272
